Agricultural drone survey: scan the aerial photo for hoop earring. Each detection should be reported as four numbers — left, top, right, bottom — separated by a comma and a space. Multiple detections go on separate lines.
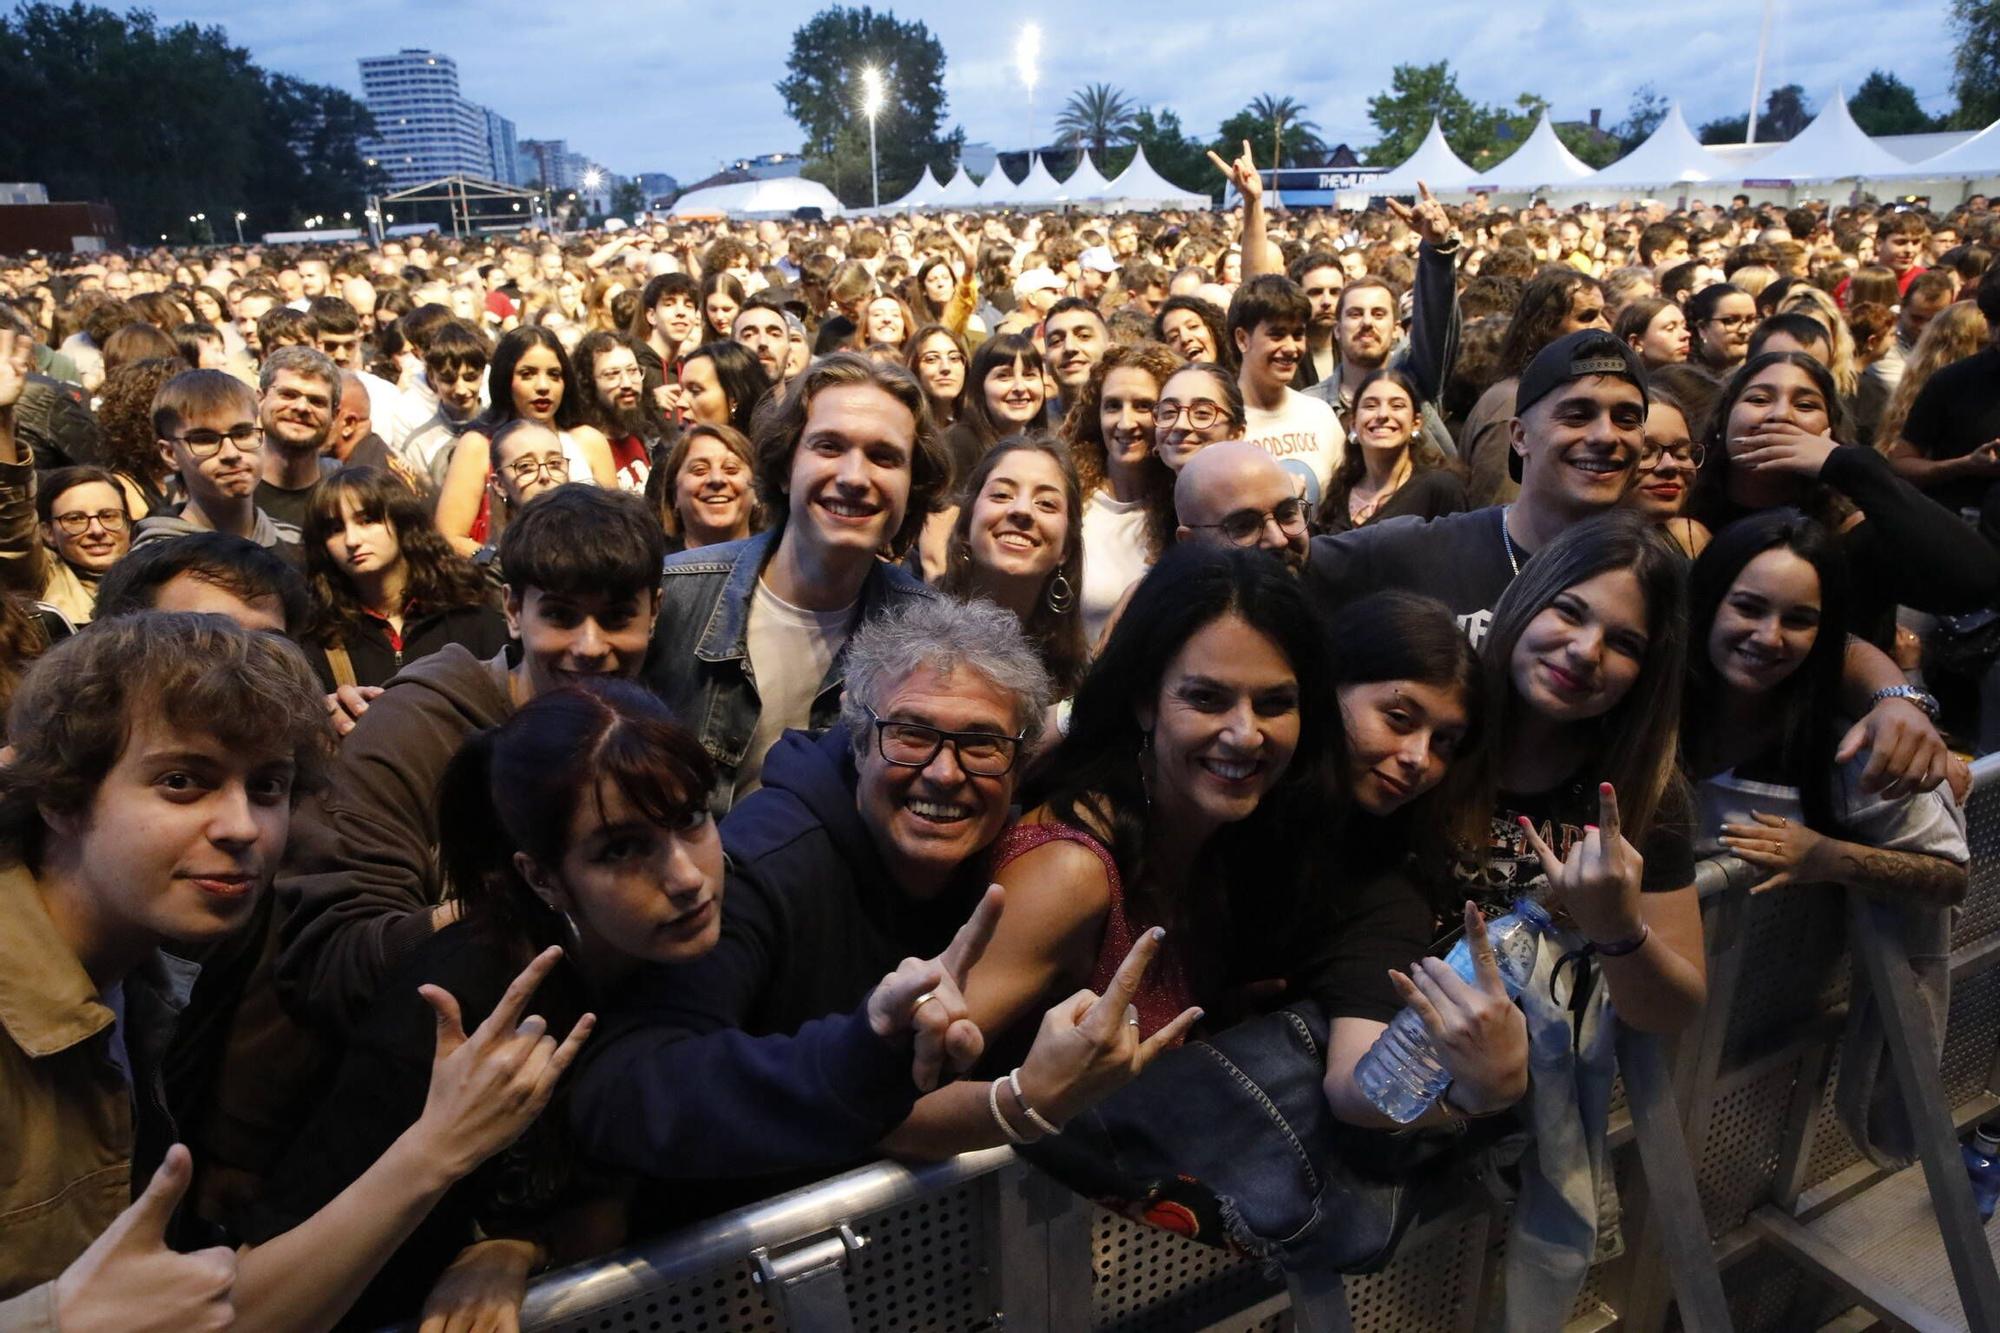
1045, 570, 1075, 615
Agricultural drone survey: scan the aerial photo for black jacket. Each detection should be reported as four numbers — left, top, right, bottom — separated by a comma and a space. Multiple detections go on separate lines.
305, 603, 511, 692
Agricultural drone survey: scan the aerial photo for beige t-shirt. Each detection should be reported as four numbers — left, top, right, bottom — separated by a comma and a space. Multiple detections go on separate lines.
735, 578, 857, 801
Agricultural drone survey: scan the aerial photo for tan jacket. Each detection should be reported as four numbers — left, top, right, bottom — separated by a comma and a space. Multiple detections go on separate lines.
0, 865, 198, 1327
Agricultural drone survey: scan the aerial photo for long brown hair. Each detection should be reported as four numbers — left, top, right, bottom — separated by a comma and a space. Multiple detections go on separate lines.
1060, 339, 1184, 560
302, 465, 495, 645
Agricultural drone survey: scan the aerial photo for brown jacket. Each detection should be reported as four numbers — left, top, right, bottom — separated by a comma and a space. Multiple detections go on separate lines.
0, 864, 198, 1326
0, 459, 97, 628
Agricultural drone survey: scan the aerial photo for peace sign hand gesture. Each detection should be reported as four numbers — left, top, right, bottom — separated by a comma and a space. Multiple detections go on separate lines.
1515, 782, 1646, 947
866, 884, 1004, 1092
1205, 140, 1263, 206
1384, 181, 1455, 249
1013, 926, 1203, 1128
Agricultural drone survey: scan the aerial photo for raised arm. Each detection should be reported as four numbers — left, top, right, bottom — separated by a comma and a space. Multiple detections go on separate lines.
0, 330, 51, 599
1206, 141, 1271, 280
1384, 183, 1462, 404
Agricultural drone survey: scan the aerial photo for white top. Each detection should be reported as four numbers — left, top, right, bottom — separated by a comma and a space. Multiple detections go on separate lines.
1694, 752, 1968, 866
1240, 389, 1345, 509
1080, 489, 1153, 650
737, 579, 857, 802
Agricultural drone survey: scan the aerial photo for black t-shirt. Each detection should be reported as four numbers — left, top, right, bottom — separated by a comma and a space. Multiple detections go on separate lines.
1285, 834, 1439, 1025
813, 315, 856, 356
255, 478, 316, 531
1456, 779, 1695, 921
1901, 344, 2000, 517
1320, 468, 1471, 535
1304, 505, 1518, 647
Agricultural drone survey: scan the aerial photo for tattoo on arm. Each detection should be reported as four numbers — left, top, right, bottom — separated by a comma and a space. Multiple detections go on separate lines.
1831, 843, 1967, 906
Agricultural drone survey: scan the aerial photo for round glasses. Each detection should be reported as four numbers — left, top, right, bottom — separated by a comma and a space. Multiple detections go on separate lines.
51, 507, 129, 535
1155, 400, 1226, 430
1188, 497, 1309, 546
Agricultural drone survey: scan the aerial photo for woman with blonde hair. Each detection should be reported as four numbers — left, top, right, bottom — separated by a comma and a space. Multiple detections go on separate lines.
1777, 284, 1860, 399
1880, 301, 1991, 456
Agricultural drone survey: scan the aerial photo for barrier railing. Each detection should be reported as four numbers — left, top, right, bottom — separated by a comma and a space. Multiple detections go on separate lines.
490, 755, 2000, 1333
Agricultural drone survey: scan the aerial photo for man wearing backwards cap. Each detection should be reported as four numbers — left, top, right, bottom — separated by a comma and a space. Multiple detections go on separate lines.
1302, 328, 1646, 646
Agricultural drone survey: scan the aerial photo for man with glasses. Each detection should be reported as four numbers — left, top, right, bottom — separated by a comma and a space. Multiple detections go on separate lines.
133, 368, 302, 554
572, 596, 1052, 1182
1173, 440, 1309, 574
573, 332, 660, 492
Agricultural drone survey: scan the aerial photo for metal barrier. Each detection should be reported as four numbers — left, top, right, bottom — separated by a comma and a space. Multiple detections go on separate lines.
498, 757, 2000, 1333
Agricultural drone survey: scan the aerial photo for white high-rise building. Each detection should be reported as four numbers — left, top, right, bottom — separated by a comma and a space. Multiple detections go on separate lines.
359, 50, 492, 189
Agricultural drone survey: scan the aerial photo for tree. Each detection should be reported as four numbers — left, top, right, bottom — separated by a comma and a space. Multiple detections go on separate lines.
612, 180, 645, 217
1848, 70, 1943, 135
1615, 84, 1671, 152
1363, 61, 1500, 167
1698, 83, 1814, 144
1241, 94, 1326, 168
1055, 83, 1139, 160
777, 5, 959, 207
1952, 0, 2000, 128
1101, 107, 1213, 198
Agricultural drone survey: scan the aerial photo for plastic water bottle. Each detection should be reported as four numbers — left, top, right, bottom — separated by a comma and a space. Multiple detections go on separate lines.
1964, 1122, 2000, 1223
1354, 897, 1552, 1124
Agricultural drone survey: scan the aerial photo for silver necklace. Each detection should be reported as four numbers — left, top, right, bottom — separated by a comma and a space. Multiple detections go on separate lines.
1499, 505, 1521, 577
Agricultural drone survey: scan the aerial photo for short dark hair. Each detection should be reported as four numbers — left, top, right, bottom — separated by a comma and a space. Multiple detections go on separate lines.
423, 319, 489, 376
151, 368, 257, 439
495, 485, 665, 604
1747, 311, 1833, 361
306, 296, 360, 337
1224, 274, 1310, 345
257, 305, 312, 350
36, 466, 125, 525
1045, 296, 1106, 326
94, 532, 312, 635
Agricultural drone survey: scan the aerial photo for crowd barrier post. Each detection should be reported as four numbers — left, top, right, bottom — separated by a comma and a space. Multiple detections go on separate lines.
1614, 1024, 1734, 1331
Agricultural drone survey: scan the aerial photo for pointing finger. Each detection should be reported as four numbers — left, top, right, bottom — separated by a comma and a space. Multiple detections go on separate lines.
939, 884, 1004, 986
1516, 814, 1563, 880
1087, 927, 1164, 1034
480, 946, 564, 1041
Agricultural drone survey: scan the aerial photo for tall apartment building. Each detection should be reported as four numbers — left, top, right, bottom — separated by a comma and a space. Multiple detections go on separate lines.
358, 50, 494, 190
519, 139, 580, 191
484, 108, 519, 185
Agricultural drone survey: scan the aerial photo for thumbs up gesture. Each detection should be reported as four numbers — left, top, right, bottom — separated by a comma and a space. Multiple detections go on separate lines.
53, 1143, 238, 1332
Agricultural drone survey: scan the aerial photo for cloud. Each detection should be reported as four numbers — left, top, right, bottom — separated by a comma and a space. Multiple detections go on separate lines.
129, 0, 1960, 180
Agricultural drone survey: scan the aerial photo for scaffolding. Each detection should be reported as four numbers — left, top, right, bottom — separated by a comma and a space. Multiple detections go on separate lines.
370, 173, 545, 241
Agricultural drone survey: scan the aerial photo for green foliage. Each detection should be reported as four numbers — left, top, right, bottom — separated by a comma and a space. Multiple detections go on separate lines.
777, 5, 959, 207
1698, 83, 1813, 144
612, 180, 645, 217
1100, 107, 1214, 199
1847, 70, 1944, 135
0, 3, 384, 240
1614, 84, 1670, 152
1055, 83, 1139, 159
1554, 123, 1622, 169
1364, 61, 1501, 167
1952, 0, 2000, 128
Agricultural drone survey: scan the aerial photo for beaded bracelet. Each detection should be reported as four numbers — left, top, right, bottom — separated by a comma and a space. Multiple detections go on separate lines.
1007, 1067, 1062, 1138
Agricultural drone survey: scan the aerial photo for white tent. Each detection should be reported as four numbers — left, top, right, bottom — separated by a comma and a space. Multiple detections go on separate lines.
1884, 115, 2000, 179
880, 165, 945, 212
1586, 103, 1730, 188
1100, 144, 1210, 210
1734, 89, 1910, 183
970, 162, 1019, 206
1464, 111, 1595, 192
670, 176, 845, 218
932, 164, 981, 206
1060, 153, 1112, 203
1003, 155, 1066, 207
1367, 120, 1478, 194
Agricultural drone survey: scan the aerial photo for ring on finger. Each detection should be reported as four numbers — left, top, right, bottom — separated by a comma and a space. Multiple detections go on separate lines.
912, 991, 942, 1017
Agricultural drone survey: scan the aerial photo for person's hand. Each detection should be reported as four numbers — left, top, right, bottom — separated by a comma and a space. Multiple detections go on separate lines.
413, 945, 596, 1182
1836, 698, 1949, 797
1950, 439, 2000, 479
325, 683, 386, 738
1014, 926, 1203, 1126
1385, 182, 1455, 249
418, 1237, 540, 1333
942, 216, 977, 262
865, 884, 1003, 1092
52, 1144, 237, 1333
1516, 782, 1645, 946
1732, 419, 1841, 478
1205, 140, 1262, 207
0, 328, 31, 411
1719, 810, 1833, 893
1387, 901, 1529, 1113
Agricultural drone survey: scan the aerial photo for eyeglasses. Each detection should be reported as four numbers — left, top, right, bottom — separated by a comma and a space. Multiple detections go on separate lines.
1188, 497, 1309, 546
596, 366, 644, 384
505, 455, 570, 483
864, 706, 1024, 777
1638, 440, 1706, 469
1708, 313, 1757, 330
51, 507, 129, 535
171, 424, 263, 457
1154, 400, 1226, 429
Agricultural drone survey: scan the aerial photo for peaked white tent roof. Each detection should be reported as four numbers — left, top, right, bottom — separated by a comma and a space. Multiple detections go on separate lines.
1886, 115, 2000, 178
933, 164, 981, 206
1737, 89, 1910, 182
1587, 104, 1729, 187
1003, 155, 1066, 207
1101, 144, 1209, 210
970, 161, 1019, 205
1464, 111, 1595, 191
882, 165, 945, 211
1061, 153, 1112, 202
670, 176, 845, 218
1368, 120, 1478, 194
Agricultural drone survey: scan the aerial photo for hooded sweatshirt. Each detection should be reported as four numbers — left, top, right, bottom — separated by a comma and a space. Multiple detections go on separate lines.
275, 643, 514, 1035
567, 727, 985, 1185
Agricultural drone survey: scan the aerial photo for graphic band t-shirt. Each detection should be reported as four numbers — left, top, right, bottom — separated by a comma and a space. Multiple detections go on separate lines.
1240, 388, 1345, 508
1304, 506, 1518, 647
1457, 778, 1696, 921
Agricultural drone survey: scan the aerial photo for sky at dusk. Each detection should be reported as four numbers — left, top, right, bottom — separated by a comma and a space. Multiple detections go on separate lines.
129, 0, 1963, 184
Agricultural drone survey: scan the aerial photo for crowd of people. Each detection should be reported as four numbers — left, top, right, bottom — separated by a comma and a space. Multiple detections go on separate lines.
0, 144, 1993, 1328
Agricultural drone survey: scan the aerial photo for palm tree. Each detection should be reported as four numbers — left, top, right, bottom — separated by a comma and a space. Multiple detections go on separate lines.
1055, 83, 1140, 160
1246, 94, 1327, 168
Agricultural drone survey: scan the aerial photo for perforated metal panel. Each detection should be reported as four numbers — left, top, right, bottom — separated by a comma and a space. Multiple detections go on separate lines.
532, 1261, 770, 1333
1722, 889, 1848, 1063
1940, 963, 2000, 1109
1801, 1046, 1864, 1192
1717, 1246, 1848, 1333
1088, 1208, 1279, 1332
1344, 1211, 1484, 1331
1694, 1057, 1800, 1238
1957, 774, 2000, 953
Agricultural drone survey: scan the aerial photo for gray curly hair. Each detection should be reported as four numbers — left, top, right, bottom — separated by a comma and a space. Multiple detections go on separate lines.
840, 594, 1054, 755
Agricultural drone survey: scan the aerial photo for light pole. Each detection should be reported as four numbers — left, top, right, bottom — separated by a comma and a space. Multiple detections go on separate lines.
1016, 24, 1041, 162
860, 66, 884, 209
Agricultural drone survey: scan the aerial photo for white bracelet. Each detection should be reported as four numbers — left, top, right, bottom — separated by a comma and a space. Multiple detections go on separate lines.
1007, 1067, 1062, 1138
988, 1077, 1029, 1145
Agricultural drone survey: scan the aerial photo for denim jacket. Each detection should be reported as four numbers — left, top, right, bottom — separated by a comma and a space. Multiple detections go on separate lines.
641, 529, 934, 813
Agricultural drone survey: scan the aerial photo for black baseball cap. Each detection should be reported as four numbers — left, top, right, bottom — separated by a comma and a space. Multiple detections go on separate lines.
1510, 330, 1651, 481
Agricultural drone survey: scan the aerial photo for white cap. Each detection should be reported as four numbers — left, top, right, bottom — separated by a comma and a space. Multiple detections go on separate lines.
1080, 245, 1118, 273
1013, 266, 1064, 298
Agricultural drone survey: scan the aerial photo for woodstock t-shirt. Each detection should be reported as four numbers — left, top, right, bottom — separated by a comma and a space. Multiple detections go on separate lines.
1240, 389, 1344, 508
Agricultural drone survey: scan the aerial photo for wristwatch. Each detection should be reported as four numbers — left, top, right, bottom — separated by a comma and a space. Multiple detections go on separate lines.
1871, 685, 1940, 720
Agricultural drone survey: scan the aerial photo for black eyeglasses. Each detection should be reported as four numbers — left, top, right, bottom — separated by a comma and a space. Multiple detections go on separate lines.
171, 424, 263, 458
1188, 497, 1309, 546
51, 507, 128, 535
1155, 400, 1226, 429
1638, 440, 1706, 470
864, 706, 1024, 777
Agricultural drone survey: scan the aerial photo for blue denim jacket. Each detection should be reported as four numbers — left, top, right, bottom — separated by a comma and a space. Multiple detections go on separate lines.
641, 529, 933, 812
